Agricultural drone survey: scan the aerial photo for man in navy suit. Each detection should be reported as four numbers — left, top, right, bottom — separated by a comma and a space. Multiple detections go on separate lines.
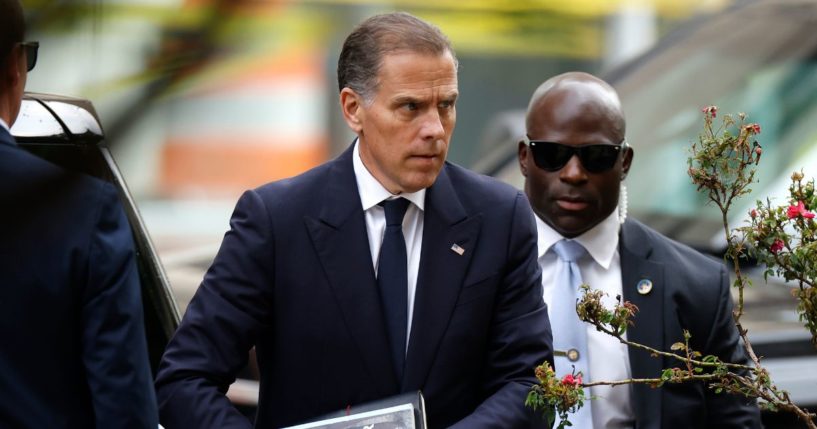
156, 12, 553, 429
518, 71, 761, 428
0, 1, 158, 427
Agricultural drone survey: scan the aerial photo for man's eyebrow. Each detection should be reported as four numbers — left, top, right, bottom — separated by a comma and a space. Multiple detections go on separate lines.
441, 90, 459, 100
391, 95, 424, 105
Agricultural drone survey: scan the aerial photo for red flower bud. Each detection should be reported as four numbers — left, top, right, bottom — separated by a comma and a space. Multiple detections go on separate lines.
750, 209, 757, 219
561, 374, 581, 386
770, 239, 785, 254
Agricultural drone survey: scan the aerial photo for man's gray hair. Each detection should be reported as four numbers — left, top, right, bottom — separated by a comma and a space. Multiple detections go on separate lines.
337, 11, 457, 102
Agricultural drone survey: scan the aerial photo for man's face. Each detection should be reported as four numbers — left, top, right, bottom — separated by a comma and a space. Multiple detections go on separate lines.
519, 89, 632, 238
341, 51, 458, 194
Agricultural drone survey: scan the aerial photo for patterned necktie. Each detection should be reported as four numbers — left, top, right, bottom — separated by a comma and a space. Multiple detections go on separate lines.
550, 239, 593, 428
377, 198, 411, 384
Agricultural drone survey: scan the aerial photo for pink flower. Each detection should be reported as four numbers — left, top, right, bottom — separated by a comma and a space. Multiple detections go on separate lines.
561, 374, 583, 387
745, 123, 761, 134
770, 239, 785, 254
702, 105, 717, 118
787, 201, 815, 219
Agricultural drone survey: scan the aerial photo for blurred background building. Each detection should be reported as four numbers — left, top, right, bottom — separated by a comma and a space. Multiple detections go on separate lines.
21, 0, 730, 305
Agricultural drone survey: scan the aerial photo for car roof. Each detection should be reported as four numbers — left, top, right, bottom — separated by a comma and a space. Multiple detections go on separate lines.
13, 92, 103, 145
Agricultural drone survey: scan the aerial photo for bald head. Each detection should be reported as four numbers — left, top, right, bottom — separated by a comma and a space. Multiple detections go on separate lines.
519, 71, 633, 237
525, 72, 625, 142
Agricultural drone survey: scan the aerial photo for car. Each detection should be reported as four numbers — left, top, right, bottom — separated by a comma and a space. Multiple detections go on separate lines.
10, 92, 266, 418
474, 0, 817, 427
10, 92, 181, 374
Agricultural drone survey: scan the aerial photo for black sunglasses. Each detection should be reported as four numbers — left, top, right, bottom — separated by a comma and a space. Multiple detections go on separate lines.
524, 137, 628, 173
19, 41, 39, 72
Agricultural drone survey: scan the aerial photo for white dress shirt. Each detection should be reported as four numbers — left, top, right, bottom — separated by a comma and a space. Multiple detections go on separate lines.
536, 211, 636, 429
0, 118, 10, 133
352, 141, 425, 351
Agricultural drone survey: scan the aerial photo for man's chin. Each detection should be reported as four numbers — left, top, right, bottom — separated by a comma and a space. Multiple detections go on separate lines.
547, 213, 595, 238
399, 171, 443, 193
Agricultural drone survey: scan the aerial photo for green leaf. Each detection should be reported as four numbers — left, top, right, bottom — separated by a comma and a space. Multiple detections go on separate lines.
671, 342, 686, 351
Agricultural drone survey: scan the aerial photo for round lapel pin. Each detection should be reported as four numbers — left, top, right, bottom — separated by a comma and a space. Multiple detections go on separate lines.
636, 279, 653, 295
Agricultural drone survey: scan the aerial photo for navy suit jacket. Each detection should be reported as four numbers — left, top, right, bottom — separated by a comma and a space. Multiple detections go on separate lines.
620, 219, 761, 428
156, 144, 553, 428
0, 128, 158, 428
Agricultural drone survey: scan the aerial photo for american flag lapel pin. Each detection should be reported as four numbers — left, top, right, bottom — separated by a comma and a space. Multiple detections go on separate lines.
450, 243, 465, 255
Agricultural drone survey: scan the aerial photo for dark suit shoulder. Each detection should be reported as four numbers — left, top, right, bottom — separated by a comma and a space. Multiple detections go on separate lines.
249, 157, 336, 212
0, 142, 115, 225
442, 161, 525, 211
624, 218, 723, 272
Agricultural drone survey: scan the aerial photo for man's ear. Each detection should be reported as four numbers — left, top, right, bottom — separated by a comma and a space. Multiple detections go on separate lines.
340, 87, 365, 134
621, 146, 634, 180
518, 140, 529, 177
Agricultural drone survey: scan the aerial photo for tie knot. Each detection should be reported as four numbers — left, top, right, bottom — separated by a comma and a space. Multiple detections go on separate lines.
552, 239, 587, 263
381, 198, 411, 227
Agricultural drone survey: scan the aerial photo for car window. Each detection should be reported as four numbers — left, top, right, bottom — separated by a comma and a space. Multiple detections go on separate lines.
615, 0, 817, 249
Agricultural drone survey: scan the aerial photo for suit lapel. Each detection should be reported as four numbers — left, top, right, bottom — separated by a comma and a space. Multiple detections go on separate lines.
304, 146, 398, 395
402, 166, 481, 391
0, 127, 17, 147
620, 219, 665, 429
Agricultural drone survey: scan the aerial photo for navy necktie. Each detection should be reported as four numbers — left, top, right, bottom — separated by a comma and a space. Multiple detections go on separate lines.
378, 197, 411, 383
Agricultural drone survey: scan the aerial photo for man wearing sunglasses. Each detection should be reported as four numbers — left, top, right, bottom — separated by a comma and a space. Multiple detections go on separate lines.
518, 72, 760, 428
0, 0, 157, 427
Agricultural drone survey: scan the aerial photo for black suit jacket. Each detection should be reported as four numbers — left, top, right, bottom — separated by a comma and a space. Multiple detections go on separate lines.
0, 127, 157, 428
620, 219, 761, 428
156, 144, 553, 428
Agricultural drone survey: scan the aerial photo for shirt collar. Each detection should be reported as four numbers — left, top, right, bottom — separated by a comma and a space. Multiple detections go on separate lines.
536, 209, 621, 269
0, 118, 15, 147
352, 139, 426, 211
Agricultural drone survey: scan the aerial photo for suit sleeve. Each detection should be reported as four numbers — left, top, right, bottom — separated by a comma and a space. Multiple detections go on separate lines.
451, 191, 554, 429
702, 266, 762, 427
155, 189, 275, 429
82, 183, 158, 428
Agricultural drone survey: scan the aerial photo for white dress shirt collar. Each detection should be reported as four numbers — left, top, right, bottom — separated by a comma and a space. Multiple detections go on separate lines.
0, 118, 10, 134
536, 209, 621, 269
352, 139, 426, 210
